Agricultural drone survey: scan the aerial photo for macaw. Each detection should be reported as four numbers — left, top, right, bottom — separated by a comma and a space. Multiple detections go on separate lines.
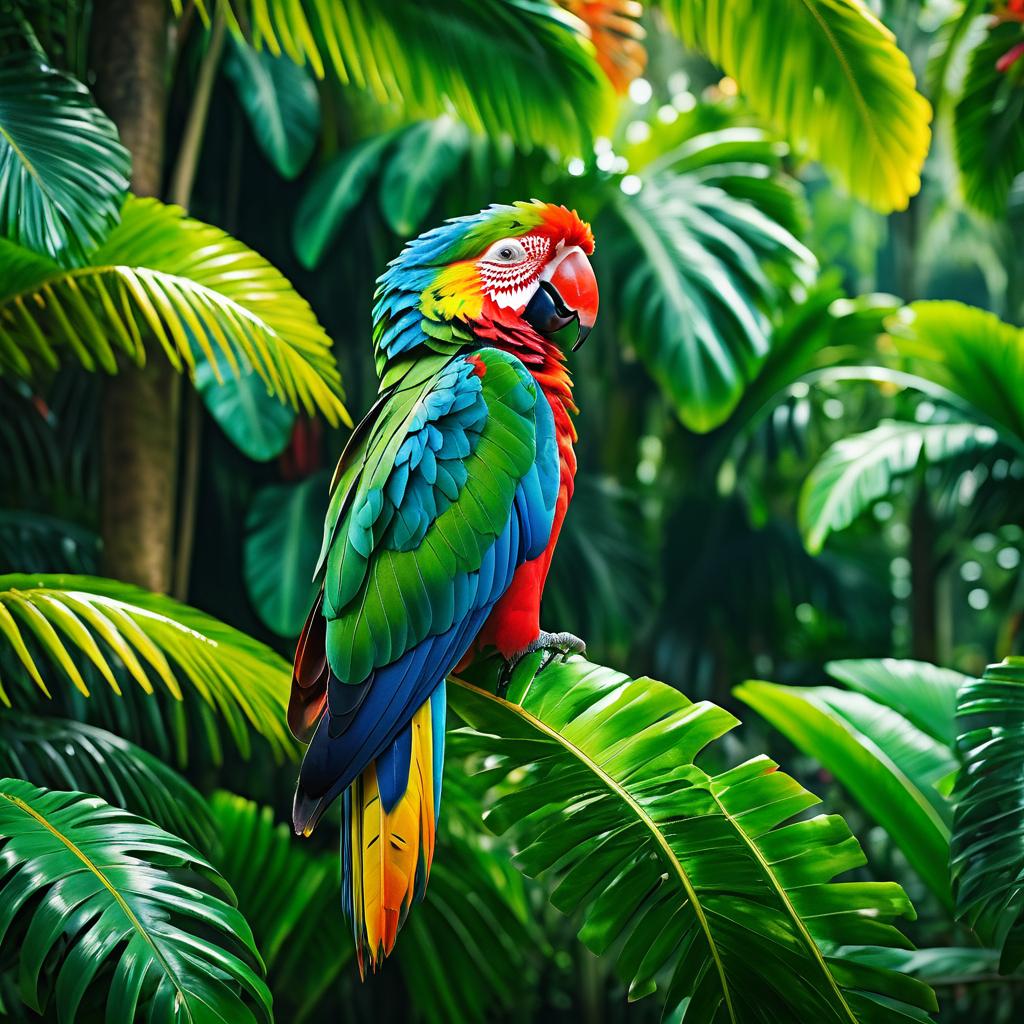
288, 201, 599, 973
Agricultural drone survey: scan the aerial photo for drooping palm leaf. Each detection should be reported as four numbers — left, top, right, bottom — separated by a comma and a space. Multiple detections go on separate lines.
0, 712, 215, 849
0, 509, 99, 573
223, 38, 321, 180
0, 196, 350, 426
0, 574, 296, 761
0, 779, 270, 1022
735, 679, 954, 909
661, 0, 932, 213
449, 655, 936, 1022
0, 52, 129, 264
600, 131, 816, 432
951, 658, 1024, 972
953, 20, 1024, 218
185, 0, 612, 154
799, 419, 1001, 553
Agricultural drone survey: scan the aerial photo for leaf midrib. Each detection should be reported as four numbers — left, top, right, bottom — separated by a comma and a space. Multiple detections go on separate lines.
449, 677, 738, 1023
0, 790, 195, 1022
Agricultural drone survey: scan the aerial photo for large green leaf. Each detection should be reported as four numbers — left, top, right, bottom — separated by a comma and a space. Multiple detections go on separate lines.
186, 0, 611, 155
0, 779, 270, 1022
194, 353, 296, 461
379, 116, 470, 236
450, 656, 935, 1022
0, 574, 296, 761
887, 302, 1024, 451
661, 0, 932, 213
951, 658, 1024, 972
243, 472, 328, 637
799, 419, 1000, 553
953, 21, 1024, 218
0, 712, 215, 849
0, 53, 129, 264
601, 131, 815, 432
0, 195, 350, 426
825, 658, 969, 748
293, 131, 396, 270
735, 680, 954, 910
224, 38, 320, 179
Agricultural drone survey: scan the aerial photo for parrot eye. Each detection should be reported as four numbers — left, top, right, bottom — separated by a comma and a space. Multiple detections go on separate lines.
483, 239, 527, 264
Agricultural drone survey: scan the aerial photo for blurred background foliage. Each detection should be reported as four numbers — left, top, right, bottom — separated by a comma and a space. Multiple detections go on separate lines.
1, 0, 1024, 1021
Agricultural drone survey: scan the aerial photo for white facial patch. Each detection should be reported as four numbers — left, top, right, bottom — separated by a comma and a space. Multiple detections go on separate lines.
478, 234, 552, 310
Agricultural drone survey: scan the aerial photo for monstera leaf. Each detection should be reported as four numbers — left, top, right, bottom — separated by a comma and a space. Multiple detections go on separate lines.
0, 196, 349, 426
0, 713, 215, 849
0, 779, 270, 1023
0, 574, 296, 761
662, 0, 932, 213
951, 658, 1024, 972
0, 53, 130, 263
449, 655, 937, 1022
184, 0, 612, 155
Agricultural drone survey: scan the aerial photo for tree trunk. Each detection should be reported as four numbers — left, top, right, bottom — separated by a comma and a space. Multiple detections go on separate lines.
910, 486, 938, 662
91, 0, 178, 592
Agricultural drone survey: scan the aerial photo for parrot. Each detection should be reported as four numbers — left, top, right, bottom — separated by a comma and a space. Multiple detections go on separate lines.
288, 200, 599, 973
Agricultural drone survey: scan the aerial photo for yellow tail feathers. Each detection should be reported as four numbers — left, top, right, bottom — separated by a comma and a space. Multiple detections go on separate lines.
348, 699, 437, 974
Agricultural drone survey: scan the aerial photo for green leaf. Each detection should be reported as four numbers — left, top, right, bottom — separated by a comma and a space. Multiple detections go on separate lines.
0, 195, 350, 426
293, 131, 395, 269
449, 656, 935, 1022
735, 679, 953, 909
208, 791, 349, 1023
952, 658, 1024, 972
244, 473, 328, 637
194, 352, 296, 461
0, 573, 297, 762
825, 658, 969, 747
601, 131, 815, 432
379, 117, 470, 236
0, 779, 271, 1023
887, 302, 1024, 450
187, 0, 612, 155
0, 53, 129, 263
662, 0, 932, 213
0, 510, 99, 573
224, 38, 320, 179
0, 712, 215, 849
799, 419, 1000, 553
953, 21, 1024, 218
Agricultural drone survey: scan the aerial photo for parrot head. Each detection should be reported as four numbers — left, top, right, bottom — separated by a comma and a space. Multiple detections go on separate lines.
374, 201, 599, 373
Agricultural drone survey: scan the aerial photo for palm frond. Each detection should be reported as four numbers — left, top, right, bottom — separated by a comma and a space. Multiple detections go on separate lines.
0, 52, 129, 264
661, 0, 932, 213
0, 712, 215, 848
799, 419, 1001, 553
0, 573, 297, 762
0, 779, 270, 1023
0, 509, 98, 572
449, 655, 936, 1021
187, 0, 612, 155
952, 658, 1024, 972
0, 196, 350, 426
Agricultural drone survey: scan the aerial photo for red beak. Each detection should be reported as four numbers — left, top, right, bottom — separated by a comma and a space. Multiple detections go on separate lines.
547, 247, 599, 351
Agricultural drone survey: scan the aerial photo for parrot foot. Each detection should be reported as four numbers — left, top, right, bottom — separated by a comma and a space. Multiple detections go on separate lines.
498, 631, 587, 693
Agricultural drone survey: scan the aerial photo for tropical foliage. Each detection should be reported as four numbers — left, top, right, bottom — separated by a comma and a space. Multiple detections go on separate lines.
1, 0, 1023, 1021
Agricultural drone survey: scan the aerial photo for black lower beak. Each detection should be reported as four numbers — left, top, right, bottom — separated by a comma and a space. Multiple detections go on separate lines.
523, 281, 578, 337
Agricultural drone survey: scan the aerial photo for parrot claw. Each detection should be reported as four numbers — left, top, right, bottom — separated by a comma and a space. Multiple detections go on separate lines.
498, 631, 587, 693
